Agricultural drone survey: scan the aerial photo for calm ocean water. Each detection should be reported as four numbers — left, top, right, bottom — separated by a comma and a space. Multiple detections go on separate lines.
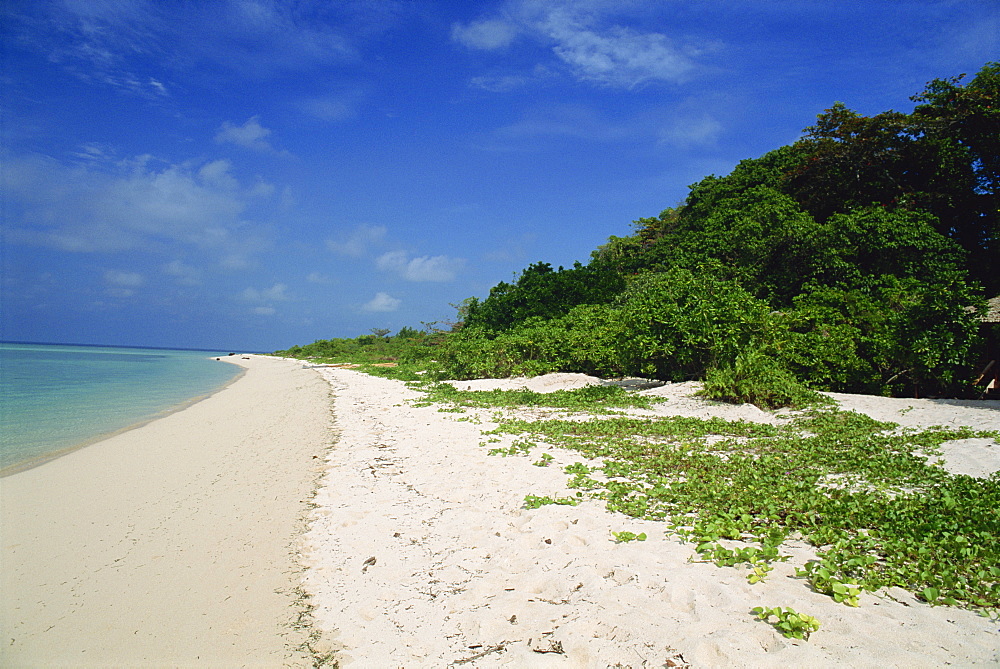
0, 343, 243, 475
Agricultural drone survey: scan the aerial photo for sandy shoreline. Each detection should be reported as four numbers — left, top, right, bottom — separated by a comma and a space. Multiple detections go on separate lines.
302, 368, 999, 667
3, 358, 998, 667
0, 363, 249, 479
1, 355, 333, 667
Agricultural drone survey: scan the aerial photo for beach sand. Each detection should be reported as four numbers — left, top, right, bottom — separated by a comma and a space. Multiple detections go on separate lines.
302, 368, 1000, 667
4, 359, 998, 667
1, 355, 333, 667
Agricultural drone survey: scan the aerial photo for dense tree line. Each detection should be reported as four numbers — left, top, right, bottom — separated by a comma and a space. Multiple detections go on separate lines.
450, 63, 998, 398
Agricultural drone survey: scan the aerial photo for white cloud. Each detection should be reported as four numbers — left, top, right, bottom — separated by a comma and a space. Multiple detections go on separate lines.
12, 0, 362, 91
148, 78, 168, 96
542, 20, 697, 87
252, 306, 276, 316
326, 224, 386, 257
306, 272, 333, 284
104, 269, 145, 287
164, 260, 202, 286
362, 292, 401, 313
658, 113, 723, 148
493, 103, 631, 142
2, 153, 268, 264
69, 142, 116, 162
249, 179, 276, 197
103, 269, 144, 297
463, 1, 709, 89
299, 91, 363, 122
451, 19, 518, 50
241, 283, 291, 303
198, 159, 239, 190
214, 116, 280, 152
376, 251, 465, 282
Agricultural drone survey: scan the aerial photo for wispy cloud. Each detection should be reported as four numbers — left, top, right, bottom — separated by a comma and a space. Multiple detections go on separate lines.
241, 283, 291, 303
215, 117, 285, 154
326, 224, 387, 257
547, 24, 698, 88
492, 103, 633, 142
362, 291, 401, 312
198, 159, 240, 189
658, 112, 723, 148
298, 92, 362, 122
2, 152, 269, 267
375, 251, 465, 282
103, 269, 145, 298
7, 0, 371, 94
458, 1, 713, 90
451, 18, 518, 50
164, 260, 202, 286
241, 282, 291, 316
306, 271, 333, 284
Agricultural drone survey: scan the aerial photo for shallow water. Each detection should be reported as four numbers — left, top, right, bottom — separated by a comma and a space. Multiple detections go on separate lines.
0, 343, 241, 474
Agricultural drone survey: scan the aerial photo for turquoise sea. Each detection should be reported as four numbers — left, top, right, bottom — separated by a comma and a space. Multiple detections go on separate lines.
0, 343, 244, 475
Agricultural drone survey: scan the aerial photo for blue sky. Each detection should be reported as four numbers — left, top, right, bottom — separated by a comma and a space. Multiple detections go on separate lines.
2, 1, 997, 352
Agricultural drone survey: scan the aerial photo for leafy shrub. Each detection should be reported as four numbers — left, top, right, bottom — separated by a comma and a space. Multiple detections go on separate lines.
699, 348, 826, 409
614, 268, 776, 381
778, 278, 983, 396
463, 261, 625, 333
440, 303, 623, 380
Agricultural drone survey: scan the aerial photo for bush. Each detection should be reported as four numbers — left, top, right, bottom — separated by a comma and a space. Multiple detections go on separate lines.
440, 303, 623, 380
699, 348, 826, 409
777, 279, 983, 396
614, 268, 776, 380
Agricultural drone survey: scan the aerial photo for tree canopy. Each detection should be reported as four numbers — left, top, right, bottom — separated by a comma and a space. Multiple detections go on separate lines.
450, 62, 998, 397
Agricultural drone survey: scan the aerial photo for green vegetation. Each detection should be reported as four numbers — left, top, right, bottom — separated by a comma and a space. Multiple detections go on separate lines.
611, 531, 647, 543
448, 384, 998, 614
440, 62, 996, 400
275, 326, 449, 383
278, 62, 998, 403
273, 63, 1000, 621
752, 606, 821, 640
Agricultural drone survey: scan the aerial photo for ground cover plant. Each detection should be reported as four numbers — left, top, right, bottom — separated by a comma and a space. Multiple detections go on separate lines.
408, 381, 1000, 615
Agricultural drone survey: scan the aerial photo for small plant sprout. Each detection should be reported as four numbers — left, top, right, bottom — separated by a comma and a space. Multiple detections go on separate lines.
747, 562, 773, 584
533, 452, 555, 467
523, 494, 580, 509
612, 531, 647, 543
752, 606, 821, 640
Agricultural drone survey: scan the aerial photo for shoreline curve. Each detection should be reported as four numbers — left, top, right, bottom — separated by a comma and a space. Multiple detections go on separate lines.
0, 354, 333, 667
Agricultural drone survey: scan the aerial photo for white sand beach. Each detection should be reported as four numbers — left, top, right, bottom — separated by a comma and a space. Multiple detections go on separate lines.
1, 355, 333, 667
301, 368, 1000, 667
3, 359, 998, 667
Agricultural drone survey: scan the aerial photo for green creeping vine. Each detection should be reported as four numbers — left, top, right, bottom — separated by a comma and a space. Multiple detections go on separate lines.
796, 560, 864, 606
612, 531, 647, 543
523, 494, 581, 509
752, 606, 821, 640
419, 383, 999, 614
